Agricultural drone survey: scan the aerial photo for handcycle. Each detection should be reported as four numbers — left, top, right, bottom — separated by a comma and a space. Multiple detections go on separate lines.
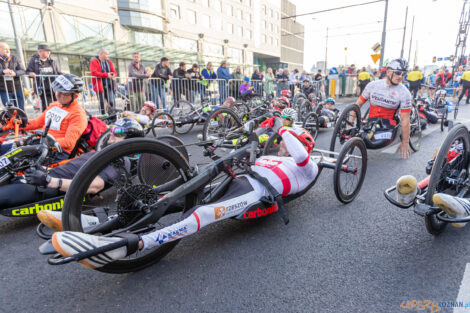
42, 124, 367, 273
329, 103, 422, 155
300, 99, 340, 140
429, 89, 452, 131
384, 123, 470, 235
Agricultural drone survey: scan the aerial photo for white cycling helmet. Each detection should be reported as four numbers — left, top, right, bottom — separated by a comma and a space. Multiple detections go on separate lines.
281, 108, 297, 121
387, 58, 409, 71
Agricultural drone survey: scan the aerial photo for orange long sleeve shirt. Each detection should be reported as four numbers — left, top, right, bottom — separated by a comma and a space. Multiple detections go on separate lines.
24, 100, 87, 154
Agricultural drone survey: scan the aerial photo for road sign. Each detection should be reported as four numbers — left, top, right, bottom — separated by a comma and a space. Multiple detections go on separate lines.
371, 54, 381, 64
371, 43, 381, 53
444, 57, 450, 60
437, 57, 443, 61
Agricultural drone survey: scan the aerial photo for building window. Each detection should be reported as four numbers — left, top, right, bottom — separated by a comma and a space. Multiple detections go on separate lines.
237, 9, 242, 19
227, 23, 233, 34
203, 0, 210, 7
169, 4, 180, 19
262, 5, 266, 15
214, 17, 223, 31
270, 36, 273, 45
226, 5, 233, 16
275, 12, 279, 19
270, 9, 273, 17
269, 23, 273, 31
248, 14, 252, 24
276, 39, 279, 47
59, 14, 113, 44
187, 10, 196, 24
246, 29, 252, 39
262, 35, 266, 44
131, 31, 163, 46
213, 0, 222, 12
236, 26, 243, 37
201, 14, 211, 28
173, 36, 197, 52
205, 43, 223, 56
228, 47, 243, 64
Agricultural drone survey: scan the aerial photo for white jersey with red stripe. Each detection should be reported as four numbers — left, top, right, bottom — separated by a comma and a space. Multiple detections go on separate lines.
252, 126, 318, 196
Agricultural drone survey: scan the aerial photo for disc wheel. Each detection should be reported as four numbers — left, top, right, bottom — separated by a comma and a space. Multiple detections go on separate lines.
61, 138, 195, 273
302, 112, 320, 140
424, 124, 470, 235
329, 103, 362, 156
170, 100, 196, 134
409, 105, 422, 152
333, 137, 367, 203
148, 112, 175, 137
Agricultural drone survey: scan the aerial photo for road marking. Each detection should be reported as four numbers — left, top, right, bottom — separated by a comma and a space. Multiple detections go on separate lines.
454, 263, 470, 313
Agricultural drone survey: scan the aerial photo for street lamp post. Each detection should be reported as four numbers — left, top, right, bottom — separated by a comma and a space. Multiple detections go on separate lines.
379, 0, 389, 67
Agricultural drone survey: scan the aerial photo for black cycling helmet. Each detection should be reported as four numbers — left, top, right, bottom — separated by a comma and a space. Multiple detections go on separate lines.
387, 58, 408, 71
51, 74, 85, 93
111, 118, 144, 138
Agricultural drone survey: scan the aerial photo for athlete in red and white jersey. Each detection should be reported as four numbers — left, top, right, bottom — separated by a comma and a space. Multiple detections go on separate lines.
356, 58, 412, 159
49, 116, 320, 268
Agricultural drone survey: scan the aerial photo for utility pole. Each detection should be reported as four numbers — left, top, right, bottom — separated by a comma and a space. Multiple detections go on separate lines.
400, 6, 408, 58
7, 0, 26, 67
379, 0, 388, 67
325, 27, 328, 73
407, 15, 415, 62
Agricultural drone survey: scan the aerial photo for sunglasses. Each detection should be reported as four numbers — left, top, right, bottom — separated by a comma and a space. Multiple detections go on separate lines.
392, 70, 406, 76
282, 115, 292, 121
111, 126, 128, 137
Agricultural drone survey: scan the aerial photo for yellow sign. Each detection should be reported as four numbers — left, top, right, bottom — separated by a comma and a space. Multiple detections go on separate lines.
372, 42, 381, 52
371, 54, 381, 64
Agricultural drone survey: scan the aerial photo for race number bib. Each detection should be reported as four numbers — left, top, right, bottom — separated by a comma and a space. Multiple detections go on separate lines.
54, 75, 74, 91
46, 106, 69, 131
374, 132, 392, 140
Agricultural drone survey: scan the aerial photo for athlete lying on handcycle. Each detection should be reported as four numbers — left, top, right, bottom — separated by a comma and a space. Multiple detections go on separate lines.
121, 101, 157, 127
43, 115, 365, 270
0, 118, 144, 219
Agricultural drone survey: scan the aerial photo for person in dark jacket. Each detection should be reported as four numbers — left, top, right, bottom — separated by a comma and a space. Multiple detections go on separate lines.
0, 42, 26, 110
187, 64, 201, 103
26, 44, 62, 111
216, 60, 232, 104
172, 62, 190, 103
128, 52, 150, 112
150, 57, 172, 110
89, 48, 117, 114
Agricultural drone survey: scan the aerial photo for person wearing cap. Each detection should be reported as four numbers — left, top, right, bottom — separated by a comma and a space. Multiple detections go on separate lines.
217, 60, 232, 104
187, 63, 201, 103
0, 42, 26, 110
122, 101, 157, 127
90, 48, 117, 114
128, 52, 150, 112
150, 57, 172, 110
172, 62, 190, 103
26, 44, 62, 112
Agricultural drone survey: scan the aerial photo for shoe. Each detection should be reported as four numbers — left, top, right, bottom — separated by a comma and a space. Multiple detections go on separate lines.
37, 211, 100, 232
426, 159, 434, 175
396, 175, 418, 205
432, 193, 470, 228
51, 231, 131, 269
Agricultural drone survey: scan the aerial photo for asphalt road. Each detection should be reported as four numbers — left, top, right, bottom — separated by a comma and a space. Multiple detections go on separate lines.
2, 98, 470, 313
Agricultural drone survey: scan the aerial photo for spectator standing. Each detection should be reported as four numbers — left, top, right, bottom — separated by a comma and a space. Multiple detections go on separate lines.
26, 44, 62, 111
276, 68, 289, 96
300, 70, 311, 83
217, 60, 232, 104
314, 69, 323, 81
453, 66, 464, 100
264, 67, 275, 97
150, 57, 172, 110
406, 65, 423, 99
200, 62, 217, 101
357, 67, 371, 95
288, 69, 299, 95
457, 67, 470, 105
187, 63, 201, 103
90, 48, 117, 114
436, 68, 452, 88
231, 66, 243, 99
172, 62, 190, 103
128, 52, 150, 112
251, 68, 263, 96
0, 42, 25, 110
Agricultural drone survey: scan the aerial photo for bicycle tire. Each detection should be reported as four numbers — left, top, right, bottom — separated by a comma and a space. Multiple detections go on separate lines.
409, 105, 422, 152
263, 133, 282, 156
170, 100, 196, 134
329, 103, 362, 157
202, 107, 242, 142
424, 124, 470, 235
95, 129, 111, 151
150, 112, 175, 137
302, 112, 320, 140
333, 137, 367, 203
61, 138, 195, 273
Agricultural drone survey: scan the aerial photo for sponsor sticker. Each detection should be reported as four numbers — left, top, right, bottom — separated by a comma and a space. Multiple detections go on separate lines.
55, 75, 74, 90
374, 132, 392, 140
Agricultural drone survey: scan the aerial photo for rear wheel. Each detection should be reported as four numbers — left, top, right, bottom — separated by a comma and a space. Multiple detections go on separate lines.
149, 112, 175, 137
424, 124, 470, 235
409, 105, 422, 152
334, 137, 367, 203
302, 112, 319, 140
329, 103, 362, 156
61, 138, 195, 273
170, 100, 195, 134
297, 99, 313, 122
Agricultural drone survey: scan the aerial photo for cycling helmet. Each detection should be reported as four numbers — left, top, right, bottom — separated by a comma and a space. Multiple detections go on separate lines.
278, 97, 290, 106
243, 76, 250, 83
326, 98, 336, 105
281, 108, 297, 121
288, 128, 315, 153
143, 101, 157, 112
226, 96, 235, 105
111, 118, 144, 138
387, 58, 409, 71
281, 90, 291, 98
51, 74, 84, 93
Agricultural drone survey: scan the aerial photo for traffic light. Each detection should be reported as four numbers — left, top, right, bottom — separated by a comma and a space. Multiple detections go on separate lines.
450, 55, 455, 61
433, 56, 436, 63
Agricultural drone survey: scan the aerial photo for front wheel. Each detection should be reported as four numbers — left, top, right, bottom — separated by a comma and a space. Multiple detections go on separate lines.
302, 112, 319, 140
333, 138, 367, 203
149, 112, 175, 137
409, 105, 422, 152
170, 100, 195, 134
329, 103, 362, 156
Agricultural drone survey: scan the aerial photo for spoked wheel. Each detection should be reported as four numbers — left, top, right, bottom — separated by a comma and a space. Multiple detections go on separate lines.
61, 138, 195, 273
230, 102, 250, 121
202, 107, 242, 141
329, 103, 362, 156
424, 124, 470, 235
170, 100, 196, 134
333, 137, 368, 203
409, 105, 422, 152
148, 112, 175, 137
292, 93, 306, 110
297, 99, 314, 122
302, 112, 320, 140
263, 133, 283, 156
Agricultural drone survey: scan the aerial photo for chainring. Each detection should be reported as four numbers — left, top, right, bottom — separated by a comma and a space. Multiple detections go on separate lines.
116, 184, 159, 225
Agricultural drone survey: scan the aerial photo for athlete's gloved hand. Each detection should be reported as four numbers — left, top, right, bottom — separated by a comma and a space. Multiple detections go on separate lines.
272, 117, 283, 134
24, 168, 51, 187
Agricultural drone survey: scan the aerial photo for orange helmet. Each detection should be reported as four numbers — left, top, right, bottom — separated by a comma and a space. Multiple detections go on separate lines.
288, 128, 315, 153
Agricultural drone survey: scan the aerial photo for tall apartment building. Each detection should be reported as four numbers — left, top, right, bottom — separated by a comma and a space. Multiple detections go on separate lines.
0, 0, 300, 76
280, 0, 304, 71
